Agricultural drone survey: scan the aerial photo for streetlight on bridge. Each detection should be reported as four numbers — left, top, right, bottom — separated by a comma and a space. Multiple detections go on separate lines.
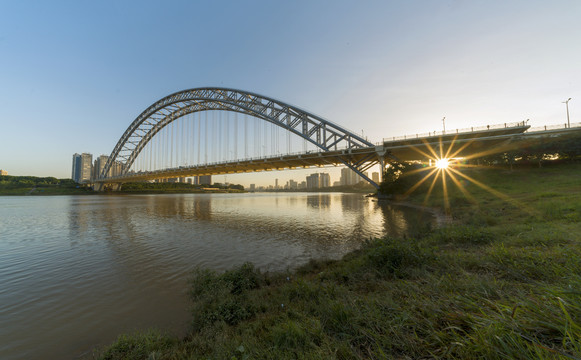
562, 98, 572, 128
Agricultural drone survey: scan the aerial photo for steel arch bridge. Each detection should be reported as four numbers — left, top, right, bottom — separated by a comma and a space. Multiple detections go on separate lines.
98, 87, 384, 190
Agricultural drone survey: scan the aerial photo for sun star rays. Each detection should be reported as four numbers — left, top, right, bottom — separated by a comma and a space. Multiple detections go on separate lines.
393, 136, 533, 215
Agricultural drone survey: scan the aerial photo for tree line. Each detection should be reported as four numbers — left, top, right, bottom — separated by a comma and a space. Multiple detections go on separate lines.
121, 182, 244, 191
0, 175, 78, 188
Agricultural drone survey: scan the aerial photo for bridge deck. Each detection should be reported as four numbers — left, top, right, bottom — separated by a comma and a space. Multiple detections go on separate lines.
384, 125, 581, 161
96, 125, 581, 184
383, 125, 530, 160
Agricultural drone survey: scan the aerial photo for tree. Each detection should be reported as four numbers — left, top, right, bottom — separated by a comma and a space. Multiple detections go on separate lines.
379, 162, 426, 196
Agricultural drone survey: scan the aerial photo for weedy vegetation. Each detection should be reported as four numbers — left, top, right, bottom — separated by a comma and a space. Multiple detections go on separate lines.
97, 162, 581, 359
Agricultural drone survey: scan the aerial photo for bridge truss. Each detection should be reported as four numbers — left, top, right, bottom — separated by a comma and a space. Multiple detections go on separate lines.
100, 87, 383, 188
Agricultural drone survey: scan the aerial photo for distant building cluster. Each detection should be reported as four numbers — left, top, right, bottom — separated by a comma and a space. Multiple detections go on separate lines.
71, 153, 123, 183
0, 169, 8, 176
306, 172, 330, 189
248, 168, 380, 191
152, 175, 212, 185
71, 152, 214, 185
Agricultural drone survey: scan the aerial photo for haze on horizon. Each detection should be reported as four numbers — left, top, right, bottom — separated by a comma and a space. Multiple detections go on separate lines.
0, 1, 579, 186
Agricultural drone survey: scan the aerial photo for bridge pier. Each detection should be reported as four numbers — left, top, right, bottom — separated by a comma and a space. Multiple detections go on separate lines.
375, 146, 387, 184
93, 183, 122, 192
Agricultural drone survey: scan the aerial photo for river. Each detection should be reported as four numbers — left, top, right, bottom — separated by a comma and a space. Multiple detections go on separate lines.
0, 193, 435, 359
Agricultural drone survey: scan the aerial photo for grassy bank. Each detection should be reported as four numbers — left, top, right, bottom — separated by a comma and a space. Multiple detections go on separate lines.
97, 163, 581, 359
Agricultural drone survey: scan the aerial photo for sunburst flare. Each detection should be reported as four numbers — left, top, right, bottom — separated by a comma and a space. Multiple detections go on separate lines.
392, 137, 533, 216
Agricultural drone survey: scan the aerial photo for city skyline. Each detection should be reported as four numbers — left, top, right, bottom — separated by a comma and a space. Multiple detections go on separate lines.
1, 1, 580, 182
68, 150, 380, 189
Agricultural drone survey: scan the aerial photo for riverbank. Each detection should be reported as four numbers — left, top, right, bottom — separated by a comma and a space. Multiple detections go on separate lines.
97, 163, 581, 359
113, 189, 245, 195
0, 187, 245, 195
0, 176, 246, 195
253, 183, 376, 194
0, 186, 98, 195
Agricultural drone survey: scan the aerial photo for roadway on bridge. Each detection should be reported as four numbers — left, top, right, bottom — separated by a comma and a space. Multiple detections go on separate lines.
96, 124, 581, 185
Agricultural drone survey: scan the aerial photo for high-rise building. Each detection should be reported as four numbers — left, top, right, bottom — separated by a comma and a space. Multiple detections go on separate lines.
340, 167, 359, 186
72, 153, 93, 183
198, 175, 212, 185
110, 161, 123, 177
372, 172, 380, 184
362, 171, 369, 181
352, 170, 361, 184
72, 154, 81, 182
340, 168, 349, 186
306, 173, 320, 189
249, 184, 256, 191
288, 179, 298, 190
275, 179, 279, 189
305, 173, 331, 189
81, 153, 93, 182
93, 155, 109, 180
320, 173, 330, 188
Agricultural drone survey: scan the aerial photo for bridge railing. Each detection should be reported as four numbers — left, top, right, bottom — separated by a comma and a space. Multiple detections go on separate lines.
527, 122, 581, 132
100, 121, 581, 181
380, 121, 528, 143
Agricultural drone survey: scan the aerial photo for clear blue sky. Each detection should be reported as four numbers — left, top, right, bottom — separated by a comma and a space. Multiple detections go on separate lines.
1, 1, 579, 185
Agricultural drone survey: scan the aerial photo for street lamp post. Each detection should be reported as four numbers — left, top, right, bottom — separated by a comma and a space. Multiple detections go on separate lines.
563, 98, 572, 128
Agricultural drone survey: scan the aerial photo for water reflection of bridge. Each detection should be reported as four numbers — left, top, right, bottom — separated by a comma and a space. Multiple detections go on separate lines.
69, 194, 433, 251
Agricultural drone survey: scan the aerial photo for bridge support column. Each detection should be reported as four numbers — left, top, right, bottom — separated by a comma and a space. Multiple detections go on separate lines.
375, 146, 387, 183
93, 183, 122, 192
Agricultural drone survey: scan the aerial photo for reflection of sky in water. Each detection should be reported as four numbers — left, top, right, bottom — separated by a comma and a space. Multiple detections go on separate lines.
0, 193, 434, 360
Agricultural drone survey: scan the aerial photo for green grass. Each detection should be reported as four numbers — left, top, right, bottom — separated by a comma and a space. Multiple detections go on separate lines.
96, 162, 581, 359
0, 185, 96, 195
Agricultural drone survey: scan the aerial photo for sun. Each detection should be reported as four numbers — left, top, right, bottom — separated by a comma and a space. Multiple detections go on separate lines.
435, 158, 450, 169
401, 136, 525, 215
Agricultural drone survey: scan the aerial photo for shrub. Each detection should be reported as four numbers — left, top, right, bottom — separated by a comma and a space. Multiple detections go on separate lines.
98, 330, 176, 360
190, 263, 264, 331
